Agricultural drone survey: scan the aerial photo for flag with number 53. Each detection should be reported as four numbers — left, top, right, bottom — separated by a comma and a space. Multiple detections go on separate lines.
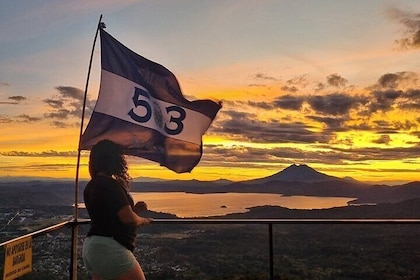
80, 28, 222, 173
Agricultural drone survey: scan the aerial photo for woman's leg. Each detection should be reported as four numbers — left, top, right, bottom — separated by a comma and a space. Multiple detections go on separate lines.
114, 262, 145, 280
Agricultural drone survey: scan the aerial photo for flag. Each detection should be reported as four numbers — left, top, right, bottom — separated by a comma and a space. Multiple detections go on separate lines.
80, 28, 221, 173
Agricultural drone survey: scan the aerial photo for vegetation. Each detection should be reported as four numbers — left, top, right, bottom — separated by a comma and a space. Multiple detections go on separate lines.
130, 223, 420, 280
1, 213, 419, 279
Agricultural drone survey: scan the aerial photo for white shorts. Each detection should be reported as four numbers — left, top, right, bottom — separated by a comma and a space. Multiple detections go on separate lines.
82, 235, 137, 280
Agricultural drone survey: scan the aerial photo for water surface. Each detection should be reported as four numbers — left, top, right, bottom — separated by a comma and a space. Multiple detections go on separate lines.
131, 192, 354, 218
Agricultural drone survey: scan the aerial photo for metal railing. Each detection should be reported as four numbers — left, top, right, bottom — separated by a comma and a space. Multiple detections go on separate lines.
147, 218, 420, 280
0, 221, 71, 249
1, 218, 420, 280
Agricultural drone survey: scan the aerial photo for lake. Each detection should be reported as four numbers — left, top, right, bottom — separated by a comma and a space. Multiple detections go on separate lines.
131, 192, 355, 218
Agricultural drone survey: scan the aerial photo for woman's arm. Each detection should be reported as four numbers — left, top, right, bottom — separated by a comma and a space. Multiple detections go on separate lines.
117, 205, 152, 227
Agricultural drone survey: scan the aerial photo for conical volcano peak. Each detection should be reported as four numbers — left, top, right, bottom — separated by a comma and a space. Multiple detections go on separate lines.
284, 163, 311, 170
247, 164, 338, 184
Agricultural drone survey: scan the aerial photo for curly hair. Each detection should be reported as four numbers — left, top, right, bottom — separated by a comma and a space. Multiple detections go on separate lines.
89, 139, 131, 189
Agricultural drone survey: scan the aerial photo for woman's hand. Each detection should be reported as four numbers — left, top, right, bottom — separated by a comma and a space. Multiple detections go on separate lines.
118, 205, 153, 227
134, 201, 148, 214
141, 217, 153, 226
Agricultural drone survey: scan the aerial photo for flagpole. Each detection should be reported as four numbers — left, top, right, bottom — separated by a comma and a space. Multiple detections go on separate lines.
70, 14, 103, 280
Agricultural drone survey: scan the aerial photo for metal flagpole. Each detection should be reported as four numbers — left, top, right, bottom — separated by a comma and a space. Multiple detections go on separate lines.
70, 14, 103, 280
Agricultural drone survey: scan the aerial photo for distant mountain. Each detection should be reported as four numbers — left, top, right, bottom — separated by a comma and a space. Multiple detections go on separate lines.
132, 176, 165, 182
0, 176, 75, 183
1, 164, 419, 206
243, 164, 339, 184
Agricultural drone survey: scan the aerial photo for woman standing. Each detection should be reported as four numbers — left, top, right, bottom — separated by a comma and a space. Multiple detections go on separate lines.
82, 139, 152, 280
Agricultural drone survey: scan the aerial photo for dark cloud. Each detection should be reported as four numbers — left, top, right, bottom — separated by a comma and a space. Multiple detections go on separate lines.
24, 164, 78, 172
231, 72, 420, 144
330, 145, 420, 162
0, 114, 40, 123
0, 101, 18, 105
375, 72, 417, 89
350, 119, 417, 133
411, 130, 420, 139
281, 75, 310, 93
286, 75, 309, 87
0, 82, 10, 87
306, 115, 349, 131
374, 89, 402, 100
247, 100, 274, 110
280, 85, 298, 92
398, 89, 420, 110
9, 96, 26, 102
17, 114, 42, 122
307, 93, 364, 116
372, 135, 391, 145
364, 72, 420, 113
373, 120, 393, 129
0, 150, 78, 157
56, 86, 84, 100
315, 82, 326, 92
273, 95, 305, 110
405, 89, 420, 99
272, 72, 420, 119
248, 84, 267, 87
44, 98, 64, 109
201, 145, 271, 166
326, 73, 348, 87
388, 7, 420, 49
202, 145, 337, 166
43, 86, 94, 124
368, 90, 402, 113
50, 120, 78, 128
377, 73, 400, 88
393, 120, 418, 131
44, 109, 71, 120
203, 143, 420, 167
347, 122, 371, 131
253, 72, 278, 81
0, 95, 26, 105
212, 110, 332, 144
222, 110, 256, 120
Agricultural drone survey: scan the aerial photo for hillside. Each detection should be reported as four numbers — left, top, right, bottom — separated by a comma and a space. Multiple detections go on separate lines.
220, 198, 420, 219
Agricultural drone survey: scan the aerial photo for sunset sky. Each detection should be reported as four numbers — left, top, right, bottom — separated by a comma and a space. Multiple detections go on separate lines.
1, 0, 419, 183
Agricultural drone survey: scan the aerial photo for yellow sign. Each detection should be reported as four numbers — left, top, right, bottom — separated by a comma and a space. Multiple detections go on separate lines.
3, 236, 32, 280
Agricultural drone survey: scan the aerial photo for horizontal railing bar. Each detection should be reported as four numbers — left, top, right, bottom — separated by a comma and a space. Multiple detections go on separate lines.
74, 218, 420, 225
2, 218, 420, 249
0, 220, 72, 248
149, 218, 420, 224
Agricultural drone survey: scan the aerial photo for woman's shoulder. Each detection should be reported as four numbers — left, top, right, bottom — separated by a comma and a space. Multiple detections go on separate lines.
87, 175, 119, 188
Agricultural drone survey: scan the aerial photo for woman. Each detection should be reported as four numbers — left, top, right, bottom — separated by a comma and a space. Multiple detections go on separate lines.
82, 139, 152, 280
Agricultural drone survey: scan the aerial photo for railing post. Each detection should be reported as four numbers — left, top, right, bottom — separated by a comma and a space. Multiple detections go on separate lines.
70, 221, 78, 280
269, 223, 273, 280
